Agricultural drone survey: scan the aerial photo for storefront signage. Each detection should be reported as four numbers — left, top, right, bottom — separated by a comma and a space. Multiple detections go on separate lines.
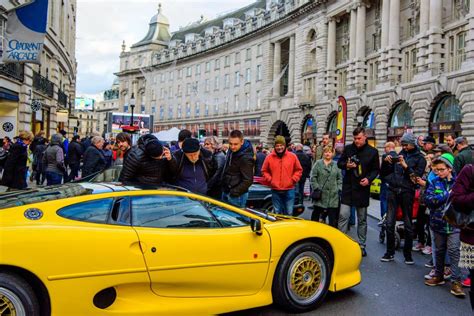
430, 122, 461, 133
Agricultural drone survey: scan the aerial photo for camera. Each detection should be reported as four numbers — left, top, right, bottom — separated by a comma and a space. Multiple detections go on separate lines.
349, 155, 360, 165
389, 151, 399, 163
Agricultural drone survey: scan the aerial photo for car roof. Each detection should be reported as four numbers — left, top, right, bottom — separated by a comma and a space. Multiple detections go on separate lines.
0, 182, 187, 209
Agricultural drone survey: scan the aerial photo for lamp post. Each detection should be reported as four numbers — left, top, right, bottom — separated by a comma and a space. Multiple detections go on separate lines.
129, 93, 136, 128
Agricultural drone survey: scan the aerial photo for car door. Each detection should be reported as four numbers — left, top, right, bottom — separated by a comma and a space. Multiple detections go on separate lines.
130, 194, 272, 298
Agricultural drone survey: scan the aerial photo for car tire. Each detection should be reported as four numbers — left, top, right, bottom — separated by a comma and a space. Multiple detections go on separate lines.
272, 242, 331, 313
0, 272, 40, 316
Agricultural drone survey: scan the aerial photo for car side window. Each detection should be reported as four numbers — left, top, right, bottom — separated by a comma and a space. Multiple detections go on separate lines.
57, 198, 114, 224
131, 195, 220, 229
204, 202, 251, 227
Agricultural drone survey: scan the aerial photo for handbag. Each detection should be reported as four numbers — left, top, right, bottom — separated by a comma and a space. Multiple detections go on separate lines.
311, 168, 330, 201
442, 201, 474, 230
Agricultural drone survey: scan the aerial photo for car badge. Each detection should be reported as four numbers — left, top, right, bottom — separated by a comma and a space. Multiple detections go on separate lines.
24, 208, 43, 220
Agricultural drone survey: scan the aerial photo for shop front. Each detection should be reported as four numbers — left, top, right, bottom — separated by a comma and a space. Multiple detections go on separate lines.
327, 111, 338, 145
429, 93, 462, 143
357, 107, 376, 147
0, 88, 19, 139
387, 100, 413, 145
301, 114, 316, 146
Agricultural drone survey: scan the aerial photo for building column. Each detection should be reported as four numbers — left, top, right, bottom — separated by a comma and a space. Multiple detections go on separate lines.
326, 18, 337, 98
419, 0, 430, 35
425, 0, 443, 74
273, 41, 281, 97
354, 3, 367, 92
415, 0, 431, 75
386, 0, 401, 84
287, 35, 295, 96
463, 0, 474, 65
349, 9, 357, 60
380, 0, 390, 49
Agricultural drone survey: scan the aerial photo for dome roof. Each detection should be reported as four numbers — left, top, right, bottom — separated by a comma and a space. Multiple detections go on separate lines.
150, 3, 169, 25
132, 3, 171, 48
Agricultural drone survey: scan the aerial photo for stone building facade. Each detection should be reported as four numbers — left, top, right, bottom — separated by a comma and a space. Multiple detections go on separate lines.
0, 0, 77, 140
95, 78, 120, 135
116, 0, 474, 150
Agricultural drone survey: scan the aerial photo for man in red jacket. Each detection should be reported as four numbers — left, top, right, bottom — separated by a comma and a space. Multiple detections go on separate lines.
262, 135, 303, 215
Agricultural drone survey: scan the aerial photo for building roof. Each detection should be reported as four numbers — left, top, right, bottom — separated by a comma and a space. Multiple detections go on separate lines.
170, 0, 266, 42
132, 3, 171, 48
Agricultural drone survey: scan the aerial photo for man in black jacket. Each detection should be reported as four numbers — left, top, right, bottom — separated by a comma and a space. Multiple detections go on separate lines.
338, 127, 380, 257
221, 130, 255, 208
119, 134, 177, 185
173, 138, 215, 194
82, 136, 106, 178
295, 143, 311, 202
66, 135, 83, 182
380, 133, 426, 264
254, 144, 267, 177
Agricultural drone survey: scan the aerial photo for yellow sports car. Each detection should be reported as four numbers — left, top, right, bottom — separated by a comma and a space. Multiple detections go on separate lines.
0, 183, 361, 315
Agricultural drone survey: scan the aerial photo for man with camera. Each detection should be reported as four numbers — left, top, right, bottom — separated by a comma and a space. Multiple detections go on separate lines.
338, 127, 380, 257
380, 133, 427, 264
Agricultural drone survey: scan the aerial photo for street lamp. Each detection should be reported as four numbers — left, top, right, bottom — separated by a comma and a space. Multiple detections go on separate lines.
129, 93, 136, 127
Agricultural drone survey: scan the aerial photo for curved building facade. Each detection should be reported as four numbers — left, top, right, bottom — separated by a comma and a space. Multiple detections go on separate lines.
116, 0, 474, 149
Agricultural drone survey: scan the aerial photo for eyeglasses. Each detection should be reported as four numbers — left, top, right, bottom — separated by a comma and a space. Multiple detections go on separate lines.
434, 168, 448, 172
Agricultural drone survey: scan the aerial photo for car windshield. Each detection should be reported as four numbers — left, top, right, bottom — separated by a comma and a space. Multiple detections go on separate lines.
0, 183, 93, 209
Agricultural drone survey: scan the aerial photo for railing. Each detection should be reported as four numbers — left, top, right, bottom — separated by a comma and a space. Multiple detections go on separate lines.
58, 89, 68, 107
33, 70, 54, 97
0, 63, 24, 82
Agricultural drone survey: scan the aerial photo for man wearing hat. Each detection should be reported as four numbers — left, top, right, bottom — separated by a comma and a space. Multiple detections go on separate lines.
454, 137, 473, 174
119, 134, 176, 185
422, 136, 437, 155
172, 138, 215, 195
380, 133, 426, 264
262, 135, 303, 215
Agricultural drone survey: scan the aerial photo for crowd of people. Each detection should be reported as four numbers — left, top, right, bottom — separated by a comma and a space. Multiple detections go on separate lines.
0, 127, 472, 308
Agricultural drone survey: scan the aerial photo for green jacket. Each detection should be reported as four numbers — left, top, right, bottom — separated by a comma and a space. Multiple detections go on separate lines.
310, 159, 342, 209
454, 147, 473, 174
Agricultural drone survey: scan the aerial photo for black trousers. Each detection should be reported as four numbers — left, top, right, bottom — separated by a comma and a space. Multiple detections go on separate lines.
67, 163, 80, 182
415, 204, 428, 245
386, 189, 414, 258
311, 206, 339, 228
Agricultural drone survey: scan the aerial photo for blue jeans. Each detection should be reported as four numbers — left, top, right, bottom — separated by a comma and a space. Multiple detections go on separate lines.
271, 189, 295, 216
46, 171, 63, 186
433, 231, 461, 282
380, 181, 388, 218
222, 192, 249, 208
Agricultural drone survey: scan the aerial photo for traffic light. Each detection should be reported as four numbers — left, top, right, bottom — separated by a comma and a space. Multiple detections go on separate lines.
198, 129, 206, 139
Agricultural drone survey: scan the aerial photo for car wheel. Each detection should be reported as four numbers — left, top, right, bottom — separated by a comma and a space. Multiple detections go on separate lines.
0, 272, 40, 316
272, 242, 331, 312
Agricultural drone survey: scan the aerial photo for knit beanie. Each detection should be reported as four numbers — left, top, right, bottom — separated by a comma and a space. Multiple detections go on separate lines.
400, 133, 416, 145
274, 135, 286, 146
182, 138, 200, 153
435, 153, 455, 169
145, 139, 163, 158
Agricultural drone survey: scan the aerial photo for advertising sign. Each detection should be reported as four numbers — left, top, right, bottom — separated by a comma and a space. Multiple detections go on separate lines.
74, 98, 94, 111
2, 0, 48, 63
108, 112, 153, 135
335, 96, 348, 147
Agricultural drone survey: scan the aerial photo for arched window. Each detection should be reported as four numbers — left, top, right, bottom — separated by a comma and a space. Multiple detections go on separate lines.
307, 29, 316, 43
433, 95, 462, 123
327, 112, 337, 134
390, 101, 413, 127
302, 116, 316, 144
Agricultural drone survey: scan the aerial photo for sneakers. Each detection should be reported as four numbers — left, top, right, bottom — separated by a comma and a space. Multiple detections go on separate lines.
425, 269, 436, 280
412, 243, 424, 252
404, 256, 415, 265
380, 254, 394, 262
462, 278, 471, 288
422, 246, 432, 255
377, 219, 384, 227
424, 260, 434, 268
361, 248, 367, 257
450, 281, 466, 297
444, 267, 452, 280
425, 276, 445, 286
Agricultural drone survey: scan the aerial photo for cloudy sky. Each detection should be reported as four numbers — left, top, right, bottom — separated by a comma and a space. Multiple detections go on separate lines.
76, 0, 255, 97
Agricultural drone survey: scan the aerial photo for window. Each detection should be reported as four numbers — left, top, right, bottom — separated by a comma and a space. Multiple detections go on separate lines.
235, 52, 241, 64
57, 199, 114, 224
161, 73, 165, 82
124, 105, 129, 113
186, 66, 192, 77
246, 93, 250, 110
168, 105, 173, 119
215, 58, 220, 70
177, 85, 182, 96
449, 32, 467, 72
169, 71, 174, 80
256, 90, 261, 109
186, 83, 191, 95
224, 96, 229, 113
225, 74, 230, 88
131, 196, 219, 228
160, 106, 164, 120
168, 87, 172, 99
177, 105, 182, 118
235, 71, 241, 86
245, 68, 251, 83
178, 69, 183, 79
196, 64, 201, 75
186, 103, 191, 117
214, 76, 220, 90
234, 95, 239, 112
205, 203, 250, 227
205, 104, 209, 116
225, 55, 230, 67
195, 101, 200, 117
257, 44, 262, 56
214, 98, 219, 114
256, 65, 262, 81
205, 61, 211, 72
246, 48, 251, 60
205, 79, 210, 92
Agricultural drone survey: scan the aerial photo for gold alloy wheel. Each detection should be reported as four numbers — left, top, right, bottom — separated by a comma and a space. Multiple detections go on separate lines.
287, 251, 326, 305
0, 287, 26, 316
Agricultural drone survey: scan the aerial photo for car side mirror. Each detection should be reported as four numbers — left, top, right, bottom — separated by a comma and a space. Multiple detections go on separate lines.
250, 218, 263, 236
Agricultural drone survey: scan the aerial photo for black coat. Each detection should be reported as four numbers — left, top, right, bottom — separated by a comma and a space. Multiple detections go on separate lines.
1, 142, 28, 189
119, 135, 177, 185
67, 141, 83, 165
337, 142, 380, 207
380, 147, 426, 193
255, 151, 267, 177
207, 150, 226, 198
221, 140, 255, 197
295, 150, 312, 181
82, 145, 106, 177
